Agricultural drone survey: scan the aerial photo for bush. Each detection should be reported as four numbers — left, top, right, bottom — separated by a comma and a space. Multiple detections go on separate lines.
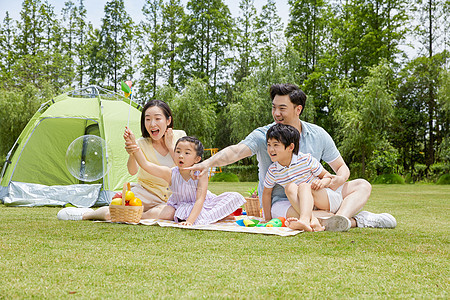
429, 163, 450, 180
210, 172, 239, 182
222, 165, 258, 182
436, 174, 450, 185
372, 174, 405, 184
405, 173, 414, 184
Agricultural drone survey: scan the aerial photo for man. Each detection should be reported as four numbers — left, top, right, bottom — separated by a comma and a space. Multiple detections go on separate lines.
189, 84, 396, 231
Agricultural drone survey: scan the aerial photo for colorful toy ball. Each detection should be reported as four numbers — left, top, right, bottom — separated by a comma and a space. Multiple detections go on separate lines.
277, 217, 286, 227
267, 218, 282, 227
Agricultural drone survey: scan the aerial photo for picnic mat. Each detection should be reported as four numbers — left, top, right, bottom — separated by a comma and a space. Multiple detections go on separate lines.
138, 216, 303, 236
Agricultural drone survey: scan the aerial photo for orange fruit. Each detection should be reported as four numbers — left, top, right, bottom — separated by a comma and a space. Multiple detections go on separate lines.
125, 190, 135, 201
129, 197, 142, 206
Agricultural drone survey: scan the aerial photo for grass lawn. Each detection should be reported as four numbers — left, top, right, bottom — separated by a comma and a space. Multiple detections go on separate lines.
0, 183, 448, 298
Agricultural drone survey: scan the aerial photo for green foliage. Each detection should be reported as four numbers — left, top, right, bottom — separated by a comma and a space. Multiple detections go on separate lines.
413, 163, 428, 181
368, 147, 399, 175
209, 172, 239, 182
372, 174, 405, 184
404, 173, 413, 184
223, 164, 258, 182
429, 163, 450, 179
0, 83, 54, 158
169, 79, 217, 147
436, 174, 450, 185
0, 0, 448, 176
247, 184, 258, 197
330, 61, 395, 177
226, 76, 272, 144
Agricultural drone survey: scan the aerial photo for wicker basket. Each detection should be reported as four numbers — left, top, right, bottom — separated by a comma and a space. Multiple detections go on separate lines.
244, 197, 261, 217
109, 182, 143, 223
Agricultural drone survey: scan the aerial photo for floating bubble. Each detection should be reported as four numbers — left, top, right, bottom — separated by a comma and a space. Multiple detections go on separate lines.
65, 135, 111, 182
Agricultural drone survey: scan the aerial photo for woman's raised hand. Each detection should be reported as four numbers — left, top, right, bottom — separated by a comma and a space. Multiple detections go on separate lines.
123, 127, 139, 154
164, 128, 173, 148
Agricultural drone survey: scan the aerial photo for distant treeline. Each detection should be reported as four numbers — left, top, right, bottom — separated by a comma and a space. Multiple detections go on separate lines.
0, 0, 449, 182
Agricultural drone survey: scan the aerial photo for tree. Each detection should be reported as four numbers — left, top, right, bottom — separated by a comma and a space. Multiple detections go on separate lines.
330, 62, 395, 177
0, 12, 16, 86
61, 0, 88, 88
329, 0, 408, 86
286, 0, 332, 127
411, 0, 449, 165
161, 0, 185, 89
138, 0, 165, 100
14, 0, 45, 87
169, 79, 217, 147
233, 0, 258, 83
254, 0, 283, 79
40, 0, 73, 89
394, 51, 449, 170
183, 0, 234, 93
98, 0, 133, 91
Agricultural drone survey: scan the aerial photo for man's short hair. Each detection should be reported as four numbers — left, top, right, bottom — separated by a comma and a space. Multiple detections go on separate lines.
266, 123, 300, 155
270, 83, 307, 115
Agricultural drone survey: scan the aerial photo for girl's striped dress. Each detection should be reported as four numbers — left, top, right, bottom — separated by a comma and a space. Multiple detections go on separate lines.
167, 167, 246, 225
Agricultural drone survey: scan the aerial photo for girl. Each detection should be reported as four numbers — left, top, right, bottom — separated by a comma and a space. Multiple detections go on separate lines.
57, 100, 186, 221
124, 129, 246, 226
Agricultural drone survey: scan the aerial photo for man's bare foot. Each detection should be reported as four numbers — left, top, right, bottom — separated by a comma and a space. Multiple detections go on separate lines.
285, 217, 313, 232
311, 217, 325, 232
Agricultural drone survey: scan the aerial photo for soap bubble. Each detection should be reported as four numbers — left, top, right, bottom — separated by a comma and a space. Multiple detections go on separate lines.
65, 135, 111, 182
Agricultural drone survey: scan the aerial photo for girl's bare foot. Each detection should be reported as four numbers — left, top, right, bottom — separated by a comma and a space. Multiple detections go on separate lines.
285, 217, 313, 232
311, 216, 325, 232
220, 214, 236, 221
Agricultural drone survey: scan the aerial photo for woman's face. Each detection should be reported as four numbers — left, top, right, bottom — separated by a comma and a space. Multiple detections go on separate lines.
144, 106, 171, 141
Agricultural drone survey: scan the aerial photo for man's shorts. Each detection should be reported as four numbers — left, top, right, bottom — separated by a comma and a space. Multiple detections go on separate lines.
271, 185, 344, 219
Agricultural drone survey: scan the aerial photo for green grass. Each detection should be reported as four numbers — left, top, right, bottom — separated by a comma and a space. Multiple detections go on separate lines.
0, 183, 449, 298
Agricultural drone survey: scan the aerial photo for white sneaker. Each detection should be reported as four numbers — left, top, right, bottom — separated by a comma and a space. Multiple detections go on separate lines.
57, 207, 94, 221
319, 215, 351, 232
354, 211, 397, 228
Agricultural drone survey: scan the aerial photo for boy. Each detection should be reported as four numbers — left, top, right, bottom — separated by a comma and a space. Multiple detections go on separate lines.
262, 123, 347, 232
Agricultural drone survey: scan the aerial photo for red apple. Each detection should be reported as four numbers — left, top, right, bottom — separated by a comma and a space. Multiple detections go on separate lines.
113, 192, 122, 199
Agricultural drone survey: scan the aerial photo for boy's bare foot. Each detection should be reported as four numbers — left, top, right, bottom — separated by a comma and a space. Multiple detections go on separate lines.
285, 217, 313, 232
311, 217, 325, 232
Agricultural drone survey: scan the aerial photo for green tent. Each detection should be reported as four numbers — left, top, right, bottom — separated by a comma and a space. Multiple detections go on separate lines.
0, 86, 141, 207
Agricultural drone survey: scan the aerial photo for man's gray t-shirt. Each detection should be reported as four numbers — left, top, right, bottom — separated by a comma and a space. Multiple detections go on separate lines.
240, 121, 340, 204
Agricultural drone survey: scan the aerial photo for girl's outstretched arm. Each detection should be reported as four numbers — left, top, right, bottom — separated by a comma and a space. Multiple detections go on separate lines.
124, 128, 172, 184
180, 174, 208, 226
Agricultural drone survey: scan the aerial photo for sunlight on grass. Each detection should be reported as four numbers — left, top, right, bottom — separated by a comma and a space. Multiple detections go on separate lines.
0, 184, 448, 298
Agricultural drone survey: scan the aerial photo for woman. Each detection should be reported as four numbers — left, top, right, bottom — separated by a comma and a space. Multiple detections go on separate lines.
57, 100, 186, 221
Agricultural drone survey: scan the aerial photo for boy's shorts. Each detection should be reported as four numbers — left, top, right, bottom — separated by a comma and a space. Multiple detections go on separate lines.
271, 185, 344, 218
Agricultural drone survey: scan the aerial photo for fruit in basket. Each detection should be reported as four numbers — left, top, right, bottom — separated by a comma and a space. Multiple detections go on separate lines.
129, 197, 142, 206
110, 198, 122, 205
125, 190, 135, 201
113, 192, 122, 199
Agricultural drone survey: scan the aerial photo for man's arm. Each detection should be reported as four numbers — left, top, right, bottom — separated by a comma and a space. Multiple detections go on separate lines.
327, 156, 350, 190
187, 143, 252, 178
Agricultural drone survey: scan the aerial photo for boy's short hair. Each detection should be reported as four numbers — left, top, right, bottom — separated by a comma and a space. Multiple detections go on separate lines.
175, 136, 204, 158
266, 123, 300, 155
